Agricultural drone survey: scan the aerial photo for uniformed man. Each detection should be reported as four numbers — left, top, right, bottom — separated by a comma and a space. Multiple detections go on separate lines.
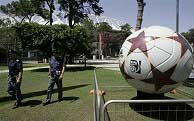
7, 49, 23, 107
43, 49, 65, 106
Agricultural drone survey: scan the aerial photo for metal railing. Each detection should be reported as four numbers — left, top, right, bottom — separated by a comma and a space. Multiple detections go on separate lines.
94, 68, 101, 121
93, 67, 194, 121
102, 99, 194, 121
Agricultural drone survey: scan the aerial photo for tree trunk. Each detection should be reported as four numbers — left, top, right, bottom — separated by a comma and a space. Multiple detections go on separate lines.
84, 55, 87, 70
20, 17, 26, 24
135, 0, 146, 31
47, 0, 54, 25
29, 15, 33, 23
68, 0, 74, 29
49, 7, 53, 25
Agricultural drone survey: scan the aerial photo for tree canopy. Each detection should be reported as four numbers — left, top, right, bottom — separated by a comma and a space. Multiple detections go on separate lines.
182, 28, 194, 44
58, 0, 103, 28
31, 0, 55, 25
0, 18, 12, 27
96, 22, 112, 32
0, 0, 49, 23
14, 23, 91, 57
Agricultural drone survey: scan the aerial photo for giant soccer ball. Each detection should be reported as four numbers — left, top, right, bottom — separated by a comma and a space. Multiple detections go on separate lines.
119, 26, 193, 94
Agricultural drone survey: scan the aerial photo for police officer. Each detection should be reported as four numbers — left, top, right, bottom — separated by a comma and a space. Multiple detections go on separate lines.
7, 49, 23, 107
43, 49, 65, 106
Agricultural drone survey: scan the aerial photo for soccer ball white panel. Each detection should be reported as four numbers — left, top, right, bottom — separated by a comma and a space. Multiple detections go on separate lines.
119, 46, 130, 65
124, 49, 151, 80
127, 79, 155, 93
144, 26, 174, 37
156, 41, 181, 72
171, 50, 193, 82
154, 38, 173, 54
146, 39, 155, 51
126, 28, 145, 41
156, 83, 180, 94
148, 47, 171, 67
122, 40, 132, 50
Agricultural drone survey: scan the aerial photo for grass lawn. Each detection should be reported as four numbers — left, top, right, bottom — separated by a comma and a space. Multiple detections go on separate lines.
0, 66, 95, 121
0, 63, 48, 70
0, 67, 194, 121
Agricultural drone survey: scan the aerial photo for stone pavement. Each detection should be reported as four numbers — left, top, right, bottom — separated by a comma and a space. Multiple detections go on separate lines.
0, 59, 120, 74
0, 66, 50, 74
1, 58, 193, 78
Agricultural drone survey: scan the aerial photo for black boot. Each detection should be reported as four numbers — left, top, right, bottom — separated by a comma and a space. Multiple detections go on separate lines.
58, 93, 62, 102
58, 97, 62, 102
43, 93, 51, 106
42, 99, 51, 106
13, 101, 22, 109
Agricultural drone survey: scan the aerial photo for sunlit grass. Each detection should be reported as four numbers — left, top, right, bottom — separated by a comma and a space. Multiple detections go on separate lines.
0, 67, 193, 121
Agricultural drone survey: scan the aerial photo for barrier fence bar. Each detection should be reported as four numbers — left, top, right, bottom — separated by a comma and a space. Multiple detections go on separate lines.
94, 68, 101, 121
102, 99, 194, 121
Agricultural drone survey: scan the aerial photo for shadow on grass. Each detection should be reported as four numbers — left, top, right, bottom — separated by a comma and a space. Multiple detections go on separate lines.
65, 66, 95, 72
31, 66, 95, 72
187, 79, 194, 83
129, 96, 194, 121
183, 81, 194, 88
0, 84, 89, 103
23, 66, 35, 68
31, 68, 49, 72
21, 100, 42, 107
50, 96, 79, 104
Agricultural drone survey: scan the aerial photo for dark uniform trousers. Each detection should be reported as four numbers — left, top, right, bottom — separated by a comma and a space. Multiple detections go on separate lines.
8, 77, 22, 103
46, 75, 63, 101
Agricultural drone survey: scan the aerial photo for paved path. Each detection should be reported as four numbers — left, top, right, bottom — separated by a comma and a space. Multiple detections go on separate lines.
87, 59, 120, 70
2, 58, 192, 77
0, 66, 50, 74
90, 64, 119, 71
0, 60, 120, 74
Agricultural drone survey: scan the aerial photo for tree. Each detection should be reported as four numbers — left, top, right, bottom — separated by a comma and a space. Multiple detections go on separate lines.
0, 26, 17, 52
182, 28, 194, 43
58, 0, 103, 29
45, 0, 55, 25
120, 23, 132, 40
81, 18, 98, 56
0, 0, 49, 23
104, 23, 132, 57
0, 18, 12, 27
0, 3, 18, 22
31, 0, 55, 25
14, 23, 91, 59
96, 22, 112, 32
135, 0, 146, 30
81, 18, 97, 42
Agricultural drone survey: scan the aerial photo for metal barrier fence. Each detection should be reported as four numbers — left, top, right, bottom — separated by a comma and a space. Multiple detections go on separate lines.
94, 69, 101, 121
102, 100, 194, 121
93, 67, 194, 121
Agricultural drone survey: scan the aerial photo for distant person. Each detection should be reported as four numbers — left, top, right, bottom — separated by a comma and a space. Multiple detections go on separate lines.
43, 49, 65, 106
7, 49, 23, 108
